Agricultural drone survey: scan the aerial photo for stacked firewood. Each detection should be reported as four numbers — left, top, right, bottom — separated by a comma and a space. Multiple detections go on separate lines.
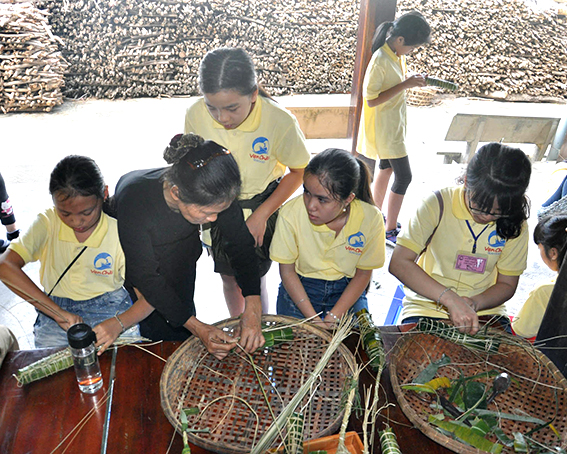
12, 0, 566, 101
0, 0, 67, 113
38, 0, 358, 99
399, 0, 567, 101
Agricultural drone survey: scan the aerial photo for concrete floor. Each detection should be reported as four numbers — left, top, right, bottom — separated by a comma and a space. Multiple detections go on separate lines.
0, 95, 563, 349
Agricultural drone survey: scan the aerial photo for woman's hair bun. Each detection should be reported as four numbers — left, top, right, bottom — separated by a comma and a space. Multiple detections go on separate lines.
164, 133, 205, 164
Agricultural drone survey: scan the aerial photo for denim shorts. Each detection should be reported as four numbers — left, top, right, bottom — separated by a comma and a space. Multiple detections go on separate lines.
34, 287, 140, 348
276, 275, 368, 321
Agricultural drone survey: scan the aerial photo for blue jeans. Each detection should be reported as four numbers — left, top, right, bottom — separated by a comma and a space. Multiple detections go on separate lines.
276, 276, 368, 321
34, 287, 140, 348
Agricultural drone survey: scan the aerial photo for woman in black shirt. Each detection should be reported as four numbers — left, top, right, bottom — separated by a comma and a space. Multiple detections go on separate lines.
112, 133, 264, 359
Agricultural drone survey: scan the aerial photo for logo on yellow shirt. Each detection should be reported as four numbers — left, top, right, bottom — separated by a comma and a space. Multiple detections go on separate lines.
250, 137, 270, 162
91, 252, 114, 276
345, 232, 365, 254
484, 230, 506, 255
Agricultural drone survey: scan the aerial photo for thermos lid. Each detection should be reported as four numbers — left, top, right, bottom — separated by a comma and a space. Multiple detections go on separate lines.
67, 323, 95, 349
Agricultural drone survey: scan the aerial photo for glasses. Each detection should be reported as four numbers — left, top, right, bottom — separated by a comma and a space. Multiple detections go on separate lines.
467, 196, 510, 219
186, 147, 231, 170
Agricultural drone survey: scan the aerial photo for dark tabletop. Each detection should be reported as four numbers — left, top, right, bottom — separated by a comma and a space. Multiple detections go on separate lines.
0, 326, 453, 454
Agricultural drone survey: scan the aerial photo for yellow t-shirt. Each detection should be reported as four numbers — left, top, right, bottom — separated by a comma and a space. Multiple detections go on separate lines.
8, 208, 125, 300
357, 44, 407, 160
397, 186, 529, 320
512, 278, 555, 338
184, 96, 310, 200
270, 196, 385, 280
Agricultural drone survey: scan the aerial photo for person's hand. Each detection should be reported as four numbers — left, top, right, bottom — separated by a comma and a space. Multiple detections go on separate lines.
446, 296, 480, 335
56, 311, 83, 332
245, 211, 268, 247
404, 74, 427, 89
233, 296, 265, 353
93, 318, 123, 355
462, 296, 479, 312
196, 323, 239, 360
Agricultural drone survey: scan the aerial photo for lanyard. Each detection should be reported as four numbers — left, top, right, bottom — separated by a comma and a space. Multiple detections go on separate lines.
465, 220, 489, 254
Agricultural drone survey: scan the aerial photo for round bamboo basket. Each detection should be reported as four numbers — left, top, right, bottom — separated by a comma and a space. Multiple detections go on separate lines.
390, 328, 567, 453
160, 315, 357, 454
406, 87, 441, 106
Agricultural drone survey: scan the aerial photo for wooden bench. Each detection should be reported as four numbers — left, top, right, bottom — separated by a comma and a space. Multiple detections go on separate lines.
440, 113, 561, 163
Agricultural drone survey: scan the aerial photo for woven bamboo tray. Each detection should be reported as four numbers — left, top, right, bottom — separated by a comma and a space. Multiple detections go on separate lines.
390, 328, 567, 453
160, 315, 357, 454
407, 86, 441, 106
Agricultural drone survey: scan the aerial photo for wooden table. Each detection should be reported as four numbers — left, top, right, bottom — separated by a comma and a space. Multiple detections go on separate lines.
0, 327, 453, 453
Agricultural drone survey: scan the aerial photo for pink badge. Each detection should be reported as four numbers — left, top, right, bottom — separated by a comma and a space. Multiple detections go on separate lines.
455, 254, 487, 274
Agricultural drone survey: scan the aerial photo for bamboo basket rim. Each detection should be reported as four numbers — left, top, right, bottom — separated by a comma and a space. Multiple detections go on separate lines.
160, 315, 357, 454
389, 327, 567, 454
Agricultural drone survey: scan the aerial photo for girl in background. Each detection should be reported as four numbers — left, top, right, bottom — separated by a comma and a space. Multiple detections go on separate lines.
357, 11, 431, 246
389, 143, 531, 335
0, 156, 148, 353
185, 47, 310, 316
270, 148, 385, 328
512, 215, 567, 338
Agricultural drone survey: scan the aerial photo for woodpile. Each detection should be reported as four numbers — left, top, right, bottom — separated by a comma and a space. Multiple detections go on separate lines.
399, 0, 567, 101
0, 0, 67, 113
38, 0, 358, 99
3, 0, 565, 102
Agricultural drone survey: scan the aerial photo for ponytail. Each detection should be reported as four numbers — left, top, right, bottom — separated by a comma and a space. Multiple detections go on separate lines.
355, 158, 375, 206
371, 22, 394, 53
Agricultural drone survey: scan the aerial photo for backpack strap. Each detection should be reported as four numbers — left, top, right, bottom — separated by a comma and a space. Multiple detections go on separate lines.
416, 190, 444, 261
47, 246, 88, 297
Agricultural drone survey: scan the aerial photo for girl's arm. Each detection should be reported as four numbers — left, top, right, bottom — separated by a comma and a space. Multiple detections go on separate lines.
389, 244, 481, 335
323, 268, 373, 327
366, 74, 426, 108
93, 288, 155, 355
279, 263, 326, 327
464, 273, 519, 312
0, 250, 82, 330
246, 167, 304, 247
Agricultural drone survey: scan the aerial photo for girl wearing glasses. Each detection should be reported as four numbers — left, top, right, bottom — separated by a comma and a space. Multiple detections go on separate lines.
389, 142, 531, 335
110, 133, 264, 360
184, 47, 310, 317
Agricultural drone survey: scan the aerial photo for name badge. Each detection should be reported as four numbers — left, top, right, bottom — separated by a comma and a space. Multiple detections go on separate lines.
455, 251, 488, 274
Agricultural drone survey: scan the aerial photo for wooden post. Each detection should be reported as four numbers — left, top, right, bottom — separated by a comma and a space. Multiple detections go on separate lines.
536, 255, 567, 375
348, 0, 397, 153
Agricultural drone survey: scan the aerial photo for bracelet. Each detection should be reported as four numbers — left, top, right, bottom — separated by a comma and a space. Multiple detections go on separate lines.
295, 297, 308, 306
327, 311, 340, 321
114, 312, 126, 333
436, 287, 451, 308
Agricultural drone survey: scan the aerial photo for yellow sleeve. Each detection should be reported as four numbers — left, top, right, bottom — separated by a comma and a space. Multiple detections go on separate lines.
8, 212, 50, 264
496, 222, 529, 276
363, 54, 386, 100
512, 281, 554, 338
269, 202, 299, 265
274, 120, 310, 170
184, 100, 201, 134
397, 191, 443, 256
356, 208, 385, 270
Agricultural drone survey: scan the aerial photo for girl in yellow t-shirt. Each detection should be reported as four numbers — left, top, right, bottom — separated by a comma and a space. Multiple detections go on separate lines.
0, 156, 152, 352
390, 143, 532, 336
185, 47, 310, 317
270, 148, 385, 329
357, 11, 431, 245
512, 215, 567, 338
